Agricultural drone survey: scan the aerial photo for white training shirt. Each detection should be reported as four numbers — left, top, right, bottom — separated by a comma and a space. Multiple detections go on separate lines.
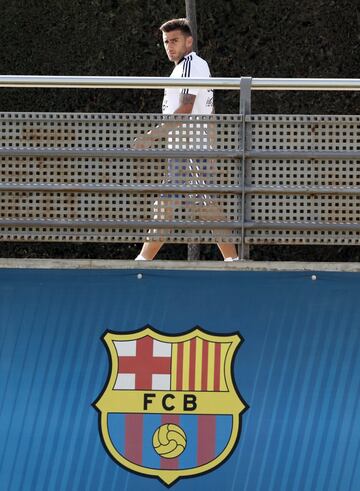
162, 51, 214, 115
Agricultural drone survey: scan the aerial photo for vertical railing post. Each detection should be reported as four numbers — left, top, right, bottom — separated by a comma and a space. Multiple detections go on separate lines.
239, 77, 252, 260
186, 0, 200, 261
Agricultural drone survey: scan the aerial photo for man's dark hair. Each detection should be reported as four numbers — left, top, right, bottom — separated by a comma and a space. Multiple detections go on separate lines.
160, 18, 192, 36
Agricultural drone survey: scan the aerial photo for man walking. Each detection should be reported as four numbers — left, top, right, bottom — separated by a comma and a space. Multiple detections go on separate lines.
134, 18, 239, 261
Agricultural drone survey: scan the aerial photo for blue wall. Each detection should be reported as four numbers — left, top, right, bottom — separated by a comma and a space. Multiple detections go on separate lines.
1, 267, 360, 491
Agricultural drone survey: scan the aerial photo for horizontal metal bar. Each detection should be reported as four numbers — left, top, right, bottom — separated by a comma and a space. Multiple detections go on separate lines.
252, 79, 360, 91
247, 221, 360, 231
0, 218, 238, 230
1, 182, 360, 196
1, 147, 360, 160
249, 150, 360, 160
0, 75, 360, 91
1, 218, 360, 231
0, 114, 226, 124
0, 76, 238, 90
0, 147, 239, 159
248, 185, 360, 196
0, 183, 242, 194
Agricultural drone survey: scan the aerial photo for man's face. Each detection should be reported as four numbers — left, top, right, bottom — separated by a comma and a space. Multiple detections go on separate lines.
162, 29, 193, 64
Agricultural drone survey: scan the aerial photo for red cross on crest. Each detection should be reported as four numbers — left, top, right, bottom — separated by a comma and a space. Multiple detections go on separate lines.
116, 335, 172, 391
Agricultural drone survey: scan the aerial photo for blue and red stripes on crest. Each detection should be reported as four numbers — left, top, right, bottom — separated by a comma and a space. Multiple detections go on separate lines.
107, 413, 232, 470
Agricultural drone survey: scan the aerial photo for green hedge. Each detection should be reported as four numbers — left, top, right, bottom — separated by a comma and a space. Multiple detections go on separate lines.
0, 0, 359, 114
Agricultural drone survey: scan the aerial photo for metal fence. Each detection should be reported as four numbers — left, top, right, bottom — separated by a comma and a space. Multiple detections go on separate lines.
1, 76, 360, 256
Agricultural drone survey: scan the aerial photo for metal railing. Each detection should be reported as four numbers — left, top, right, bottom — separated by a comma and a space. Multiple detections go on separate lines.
1, 76, 360, 257
0, 75, 360, 90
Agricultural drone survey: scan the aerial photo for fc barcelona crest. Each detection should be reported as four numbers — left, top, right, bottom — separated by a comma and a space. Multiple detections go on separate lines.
93, 327, 248, 486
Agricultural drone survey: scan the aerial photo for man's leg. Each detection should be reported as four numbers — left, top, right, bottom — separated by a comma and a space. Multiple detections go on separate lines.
198, 199, 239, 261
135, 242, 163, 260
135, 197, 173, 260
217, 243, 239, 261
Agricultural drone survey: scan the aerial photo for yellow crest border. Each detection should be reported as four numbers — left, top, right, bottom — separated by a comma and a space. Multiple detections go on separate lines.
93, 326, 248, 486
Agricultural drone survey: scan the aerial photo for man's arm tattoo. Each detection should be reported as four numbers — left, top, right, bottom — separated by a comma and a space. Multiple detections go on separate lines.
179, 93, 196, 105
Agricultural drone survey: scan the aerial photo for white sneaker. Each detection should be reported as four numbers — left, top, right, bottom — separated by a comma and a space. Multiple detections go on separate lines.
224, 256, 239, 262
135, 254, 147, 261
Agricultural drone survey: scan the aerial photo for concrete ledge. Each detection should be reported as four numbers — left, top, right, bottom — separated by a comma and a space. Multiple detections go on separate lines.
0, 258, 360, 272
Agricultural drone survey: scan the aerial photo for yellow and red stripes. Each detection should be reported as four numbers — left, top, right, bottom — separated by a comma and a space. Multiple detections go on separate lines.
171, 338, 230, 391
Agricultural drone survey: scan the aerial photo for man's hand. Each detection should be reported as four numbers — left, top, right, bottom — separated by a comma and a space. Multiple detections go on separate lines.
131, 133, 153, 150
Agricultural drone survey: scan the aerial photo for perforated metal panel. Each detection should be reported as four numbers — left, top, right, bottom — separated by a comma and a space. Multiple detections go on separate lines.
1, 112, 360, 246
247, 115, 360, 244
0, 113, 242, 243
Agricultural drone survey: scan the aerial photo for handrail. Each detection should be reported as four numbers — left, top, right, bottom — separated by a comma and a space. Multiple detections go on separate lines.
0, 75, 360, 91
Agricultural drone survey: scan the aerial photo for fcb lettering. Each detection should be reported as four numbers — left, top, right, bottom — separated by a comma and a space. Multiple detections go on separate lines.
143, 393, 197, 411
93, 327, 248, 486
